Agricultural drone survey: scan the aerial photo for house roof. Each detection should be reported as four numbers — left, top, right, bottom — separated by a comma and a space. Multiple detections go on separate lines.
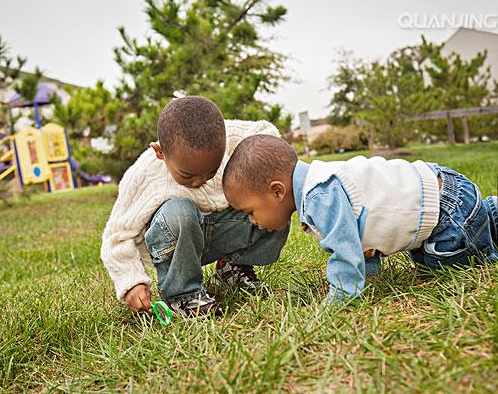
9, 83, 59, 108
0, 69, 80, 106
444, 27, 498, 44
19, 70, 82, 90
441, 28, 498, 85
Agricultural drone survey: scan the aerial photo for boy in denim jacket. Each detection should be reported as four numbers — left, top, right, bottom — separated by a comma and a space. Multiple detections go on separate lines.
222, 135, 498, 302
101, 98, 289, 317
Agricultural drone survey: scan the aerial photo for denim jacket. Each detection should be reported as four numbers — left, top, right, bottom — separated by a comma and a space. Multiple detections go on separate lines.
293, 161, 367, 301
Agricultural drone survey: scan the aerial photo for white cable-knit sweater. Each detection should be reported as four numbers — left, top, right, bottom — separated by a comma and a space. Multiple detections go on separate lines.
101, 120, 280, 301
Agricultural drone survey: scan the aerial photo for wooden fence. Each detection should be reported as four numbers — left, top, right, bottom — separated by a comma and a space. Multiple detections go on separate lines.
405, 106, 498, 144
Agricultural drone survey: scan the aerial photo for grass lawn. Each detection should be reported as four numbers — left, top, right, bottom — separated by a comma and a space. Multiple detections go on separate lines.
1, 142, 498, 393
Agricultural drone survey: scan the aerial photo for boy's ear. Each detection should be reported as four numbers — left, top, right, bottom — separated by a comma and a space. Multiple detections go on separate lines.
149, 142, 165, 160
269, 181, 287, 202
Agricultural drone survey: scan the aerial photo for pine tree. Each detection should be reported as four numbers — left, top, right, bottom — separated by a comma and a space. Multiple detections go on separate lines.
110, 0, 291, 175
0, 35, 26, 131
327, 37, 493, 149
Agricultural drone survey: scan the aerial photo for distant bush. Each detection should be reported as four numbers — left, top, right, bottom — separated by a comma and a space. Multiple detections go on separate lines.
310, 125, 368, 154
70, 142, 120, 178
291, 140, 307, 155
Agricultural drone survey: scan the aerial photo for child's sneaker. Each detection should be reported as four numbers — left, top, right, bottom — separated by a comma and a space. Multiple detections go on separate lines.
167, 293, 217, 318
213, 259, 262, 290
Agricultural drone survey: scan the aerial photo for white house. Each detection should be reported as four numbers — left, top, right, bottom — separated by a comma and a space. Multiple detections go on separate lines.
433, 28, 498, 89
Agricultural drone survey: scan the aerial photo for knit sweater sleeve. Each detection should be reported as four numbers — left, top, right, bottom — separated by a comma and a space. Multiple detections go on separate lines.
100, 150, 155, 302
225, 120, 281, 156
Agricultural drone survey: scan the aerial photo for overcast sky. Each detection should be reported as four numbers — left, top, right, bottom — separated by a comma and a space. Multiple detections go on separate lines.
1, 0, 497, 125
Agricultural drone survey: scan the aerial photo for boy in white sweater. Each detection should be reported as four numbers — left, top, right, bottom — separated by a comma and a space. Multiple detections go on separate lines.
101, 97, 289, 317
223, 135, 498, 302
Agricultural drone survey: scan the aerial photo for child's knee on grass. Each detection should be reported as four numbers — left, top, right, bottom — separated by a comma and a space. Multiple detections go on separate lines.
484, 196, 498, 244
413, 169, 498, 268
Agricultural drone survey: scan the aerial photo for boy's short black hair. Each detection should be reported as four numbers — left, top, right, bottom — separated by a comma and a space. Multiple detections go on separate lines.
223, 135, 298, 193
157, 96, 225, 153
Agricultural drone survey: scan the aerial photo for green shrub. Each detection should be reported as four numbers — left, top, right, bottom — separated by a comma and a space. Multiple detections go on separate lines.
70, 142, 114, 176
291, 140, 307, 155
310, 125, 367, 154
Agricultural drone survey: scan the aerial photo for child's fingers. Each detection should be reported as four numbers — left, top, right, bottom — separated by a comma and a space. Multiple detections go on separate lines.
124, 284, 152, 313
140, 292, 152, 313
144, 287, 153, 313
126, 296, 141, 313
137, 288, 152, 313
126, 293, 144, 313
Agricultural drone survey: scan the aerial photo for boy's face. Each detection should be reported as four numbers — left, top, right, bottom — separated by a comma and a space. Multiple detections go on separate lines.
151, 142, 225, 188
225, 183, 293, 231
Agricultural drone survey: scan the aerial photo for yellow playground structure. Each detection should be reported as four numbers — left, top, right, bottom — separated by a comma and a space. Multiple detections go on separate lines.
0, 123, 76, 192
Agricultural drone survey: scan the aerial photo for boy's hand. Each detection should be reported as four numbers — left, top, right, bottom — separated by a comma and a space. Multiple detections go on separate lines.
124, 284, 152, 313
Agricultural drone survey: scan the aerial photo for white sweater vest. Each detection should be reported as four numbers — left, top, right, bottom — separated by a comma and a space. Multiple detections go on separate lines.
303, 156, 440, 254
101, 120, 280, 301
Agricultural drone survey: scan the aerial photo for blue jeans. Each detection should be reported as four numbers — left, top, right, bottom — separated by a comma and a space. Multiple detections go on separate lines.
144, 198, 290, 303
410, 166, 498, 269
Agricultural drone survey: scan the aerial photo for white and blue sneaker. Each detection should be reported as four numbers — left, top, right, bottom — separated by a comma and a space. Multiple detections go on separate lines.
213, 259, 262, 291
167, 293, 217, 318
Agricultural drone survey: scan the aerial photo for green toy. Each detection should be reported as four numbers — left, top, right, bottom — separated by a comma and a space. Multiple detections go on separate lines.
151, 301, 174, 327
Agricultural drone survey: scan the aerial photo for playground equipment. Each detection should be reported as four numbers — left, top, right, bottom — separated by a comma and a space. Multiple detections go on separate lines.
0, 123, 76, 192
1, 83, 111, 194
0, 123, 112, 192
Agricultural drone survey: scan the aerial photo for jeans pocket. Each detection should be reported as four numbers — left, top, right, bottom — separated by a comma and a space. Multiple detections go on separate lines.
421, 216, 468, 266
145, 213, 177, 264
423, 238, 467, 258
150, 242, 176, 261
422, 240, 468, 268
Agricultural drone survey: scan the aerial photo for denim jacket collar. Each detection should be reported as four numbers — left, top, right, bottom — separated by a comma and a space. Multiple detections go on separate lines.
292, 160, 309, 222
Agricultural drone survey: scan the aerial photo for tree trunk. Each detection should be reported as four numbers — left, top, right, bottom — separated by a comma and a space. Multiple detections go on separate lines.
461, 117, 470, 144
446, 111, 456, 145
367, 128, 374, 150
